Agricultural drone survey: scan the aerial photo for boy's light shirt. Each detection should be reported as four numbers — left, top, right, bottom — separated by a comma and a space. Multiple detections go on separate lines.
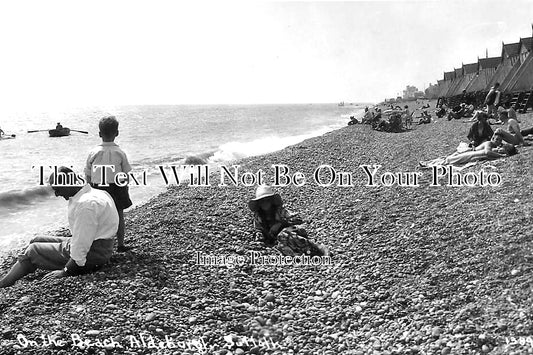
85, 142, 132, 184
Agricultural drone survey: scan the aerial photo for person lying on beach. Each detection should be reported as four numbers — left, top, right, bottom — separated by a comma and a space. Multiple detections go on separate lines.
419, 133, 516, 167
467, 111, 494, 147
417, 110, 431, 125
0, 167, 119, 288
447, 104, 466, 120
248, 185, 328, 256
443, 141, 516, 165
493, 111, 529, 146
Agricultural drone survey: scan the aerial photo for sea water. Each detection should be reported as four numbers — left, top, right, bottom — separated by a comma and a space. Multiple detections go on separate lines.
0, 103, 366, 259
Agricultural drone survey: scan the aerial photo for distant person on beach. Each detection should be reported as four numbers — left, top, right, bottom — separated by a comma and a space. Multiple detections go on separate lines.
371, 108, 382, 127
248, 185, 328, 256
436, 105, 447, 119
464, 103, 475, 117
362, 107, 374, 124
467, 111, 494, 147
403, 105, 412, 129
496, 104, 508, 123
417, 110, 431, 125
85, 116, 133, 252
484, 83, 500, 117
505, 102, 518, 121
348, 115, 359, 125
402, 105, 410, 117
55, 122, 63, 130
448, 104, 466, 120
0, 167, 119, 288
491, 103, 522, 124
376, 112, 403, 133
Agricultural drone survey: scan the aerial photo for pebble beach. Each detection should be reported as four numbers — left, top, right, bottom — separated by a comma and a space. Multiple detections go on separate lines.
1, 102, 533, 355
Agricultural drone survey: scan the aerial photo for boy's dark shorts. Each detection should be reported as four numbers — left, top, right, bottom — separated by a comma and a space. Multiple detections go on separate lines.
91, 183, 133, 210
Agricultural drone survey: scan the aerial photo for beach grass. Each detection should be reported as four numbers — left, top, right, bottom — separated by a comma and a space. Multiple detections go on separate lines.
1, 102, 533, 354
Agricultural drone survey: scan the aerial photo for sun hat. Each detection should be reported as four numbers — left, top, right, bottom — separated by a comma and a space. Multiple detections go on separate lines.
248, 185, 282, 211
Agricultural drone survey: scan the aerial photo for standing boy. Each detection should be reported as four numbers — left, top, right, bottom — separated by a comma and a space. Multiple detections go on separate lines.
85, 116, 133, 252
484, 83, 500, 117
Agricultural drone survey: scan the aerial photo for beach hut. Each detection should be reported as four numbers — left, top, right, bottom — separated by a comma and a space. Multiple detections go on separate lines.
482, 43, 520, 92
506, 36, 533, 92
451, 62, 478, 96
428, 80, 444, 99
504, 35, 533, 112
443, 68, 464, 97
437, 71, 455, 98
466, 56, 501, 93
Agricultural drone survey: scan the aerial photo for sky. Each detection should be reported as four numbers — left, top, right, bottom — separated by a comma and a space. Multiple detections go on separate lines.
0, 0, 532, 107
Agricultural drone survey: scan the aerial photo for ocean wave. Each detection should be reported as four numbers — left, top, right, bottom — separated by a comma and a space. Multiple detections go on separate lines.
207, 124, 350, 163
0, 186, 52, 208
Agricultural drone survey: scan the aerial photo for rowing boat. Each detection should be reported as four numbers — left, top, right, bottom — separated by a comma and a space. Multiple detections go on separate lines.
48, 128, 71, 137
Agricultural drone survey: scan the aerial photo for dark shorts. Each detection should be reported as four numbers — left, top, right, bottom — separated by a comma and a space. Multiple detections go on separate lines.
18, 236, 114, 273
91, 183, 133, 210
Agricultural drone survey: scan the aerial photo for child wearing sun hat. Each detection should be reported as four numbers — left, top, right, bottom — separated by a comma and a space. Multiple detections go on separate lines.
248, 185, 301, 245
248, 185, 329, 256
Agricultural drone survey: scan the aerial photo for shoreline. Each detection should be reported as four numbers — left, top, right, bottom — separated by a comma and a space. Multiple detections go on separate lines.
2, 104, 533, 354
0, 103, 362, 263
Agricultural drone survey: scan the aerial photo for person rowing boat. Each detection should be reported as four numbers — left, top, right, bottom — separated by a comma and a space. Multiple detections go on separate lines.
49, 127, 71, 137
28, 125, 87, 137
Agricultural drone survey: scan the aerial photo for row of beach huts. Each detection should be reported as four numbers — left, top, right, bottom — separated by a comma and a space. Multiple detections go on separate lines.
427, 25, 533, 112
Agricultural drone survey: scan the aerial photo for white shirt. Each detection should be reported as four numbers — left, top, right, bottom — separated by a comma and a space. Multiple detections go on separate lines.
68, 185, 119, 266
85, 142, 132, 184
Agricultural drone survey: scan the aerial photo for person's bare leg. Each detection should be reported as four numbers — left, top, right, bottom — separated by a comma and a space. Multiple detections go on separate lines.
0, 261, 34, 288
116, 209, 132, 252
117, 209, 125, 247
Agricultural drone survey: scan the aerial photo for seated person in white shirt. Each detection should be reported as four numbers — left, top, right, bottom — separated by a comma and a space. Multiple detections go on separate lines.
0, 167, 119, 288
